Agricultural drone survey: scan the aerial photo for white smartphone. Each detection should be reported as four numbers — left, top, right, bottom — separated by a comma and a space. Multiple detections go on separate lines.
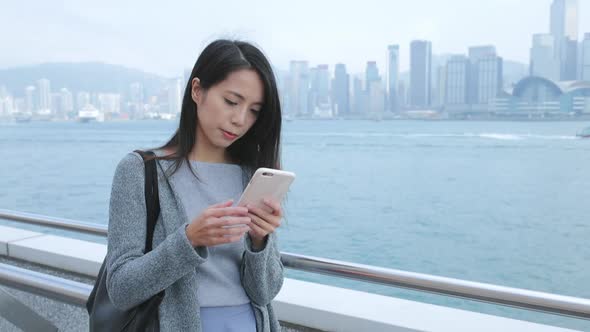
236, 167, 296, 211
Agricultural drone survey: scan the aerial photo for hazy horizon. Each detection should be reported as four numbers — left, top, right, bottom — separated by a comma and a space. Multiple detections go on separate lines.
2, 0, 590, 77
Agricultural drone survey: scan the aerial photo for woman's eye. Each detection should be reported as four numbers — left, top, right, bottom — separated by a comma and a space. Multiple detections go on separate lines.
251, 109, 260, 115
224, 98, 238, 106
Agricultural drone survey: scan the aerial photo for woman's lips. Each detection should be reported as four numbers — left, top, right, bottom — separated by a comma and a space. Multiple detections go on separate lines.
222, 129, 238, 140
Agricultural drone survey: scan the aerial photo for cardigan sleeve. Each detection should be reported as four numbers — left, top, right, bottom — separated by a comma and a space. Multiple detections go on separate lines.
240, 232, 284, 306
105, 153, 208, 310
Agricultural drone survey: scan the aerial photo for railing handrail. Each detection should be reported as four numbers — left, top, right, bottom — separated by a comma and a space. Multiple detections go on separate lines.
1, 208, 590, 320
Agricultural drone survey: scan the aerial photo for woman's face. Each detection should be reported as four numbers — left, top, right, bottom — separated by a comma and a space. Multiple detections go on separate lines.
192, 69, 264, 152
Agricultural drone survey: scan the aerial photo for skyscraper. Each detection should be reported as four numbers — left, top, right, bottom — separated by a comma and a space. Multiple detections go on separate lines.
168, 78, 183, 114
467, 46, 501, 104
25, 86, 36, 112
37, 78, 51, 113
530, 34, 561, 81
581, 33, 590, 81
410, 40, 432, 108
365, 62, 384, 114
387, 45, 400, 112
550, 0, 579, 80
365, 61, 380, 88
352, 76, 366, 114
60, 88, 73, 117
288, 61, 310, 116
467, 46, 503, 104
332, 63, 350, 115
476, 56, 503, 104
445, 55, 470, 105
310, 64, 330, 107
77, 92, 91, 110
129, 82, 144, 117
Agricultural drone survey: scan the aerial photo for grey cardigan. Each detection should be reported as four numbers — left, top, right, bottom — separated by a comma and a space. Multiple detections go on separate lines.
105, 151, 284, 331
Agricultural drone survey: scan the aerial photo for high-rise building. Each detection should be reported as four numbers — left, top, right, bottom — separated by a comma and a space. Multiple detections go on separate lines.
309, 64, 330, 110
530, 34, 561, 81
398, 80, 407, 109
365, 62, 384, 113
436, 65, 447, 108
387, 45, 400, 112
129, 82, 144, 117
25, 86, 36, 112
332, 63, 350, 115
410, 40, 432, 108
98, 93, 121, 115
365, 61, 380, 88
168, 78, 183, 114
445, 55, 470, 105
368, 80, 385, 115
467, 46, 503, 104
352, 76, 367, 114
317, 65, 330, 103
581, 33, 590, 81
37, 78, 51, 113
550, 0, 579, 80
288, 61, 310, 115
468, 46, 503, 104
77, 92, 91, 110
60, 88, 74, 117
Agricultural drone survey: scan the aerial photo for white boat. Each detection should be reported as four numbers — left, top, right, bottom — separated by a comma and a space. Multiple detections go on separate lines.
77, 105, 104, 122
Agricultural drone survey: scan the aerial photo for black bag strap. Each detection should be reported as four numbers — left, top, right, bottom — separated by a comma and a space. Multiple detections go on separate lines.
134, 150, 160, 253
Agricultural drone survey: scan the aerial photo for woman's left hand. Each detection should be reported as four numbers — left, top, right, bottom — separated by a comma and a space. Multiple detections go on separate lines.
246, 198, 282, 249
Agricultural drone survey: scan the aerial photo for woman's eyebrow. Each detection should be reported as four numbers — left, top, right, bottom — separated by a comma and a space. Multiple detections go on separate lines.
226, 90, 262, 105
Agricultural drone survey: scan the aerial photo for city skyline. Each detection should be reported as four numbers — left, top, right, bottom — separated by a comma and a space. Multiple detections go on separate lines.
2, 0, 590, 121
1, 1, 590, 77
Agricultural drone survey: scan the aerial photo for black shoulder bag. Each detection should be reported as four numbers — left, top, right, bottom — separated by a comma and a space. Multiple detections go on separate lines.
86, 150, 165, 331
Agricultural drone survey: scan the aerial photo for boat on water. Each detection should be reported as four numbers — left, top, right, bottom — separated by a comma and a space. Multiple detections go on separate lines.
14, 112, 33, 123
77, 105, 104, 123
577, 126, 590, 138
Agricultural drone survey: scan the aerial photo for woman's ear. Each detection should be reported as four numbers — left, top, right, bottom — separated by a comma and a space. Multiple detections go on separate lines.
191, 77, 202, 104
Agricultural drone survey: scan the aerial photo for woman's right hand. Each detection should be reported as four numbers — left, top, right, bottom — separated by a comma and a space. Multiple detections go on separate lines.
185, 199, 251, 247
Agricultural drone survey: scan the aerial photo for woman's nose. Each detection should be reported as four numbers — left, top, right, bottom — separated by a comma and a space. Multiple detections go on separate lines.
232, 108, 248, 126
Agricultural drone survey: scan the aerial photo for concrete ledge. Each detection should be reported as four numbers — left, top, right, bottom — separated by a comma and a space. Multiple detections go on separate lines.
7, 234, 106, 276
0, 225, 580, 332
273, 279, 578, 332
0, 225, 43, 256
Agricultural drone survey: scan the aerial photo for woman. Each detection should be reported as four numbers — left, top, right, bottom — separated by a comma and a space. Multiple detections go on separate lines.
105, 39, 284, 331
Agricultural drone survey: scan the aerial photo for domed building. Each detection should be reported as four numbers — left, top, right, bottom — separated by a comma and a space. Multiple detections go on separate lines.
490, 76, 590, 118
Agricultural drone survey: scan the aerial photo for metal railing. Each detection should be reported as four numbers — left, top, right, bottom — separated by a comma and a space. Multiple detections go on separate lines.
1, 208, 590, 321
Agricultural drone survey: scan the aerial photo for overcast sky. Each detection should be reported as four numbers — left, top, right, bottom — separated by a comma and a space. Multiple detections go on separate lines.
2, 0, 589, 77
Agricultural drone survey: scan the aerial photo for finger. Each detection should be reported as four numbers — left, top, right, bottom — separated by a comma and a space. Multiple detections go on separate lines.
247, 206, 281, 227
210, 225, 249, 237
216, 216, 251, 227
209, 199, 234, 209
248, 213, 275, 233
262, 198, 282, 216
247, 204, 273, 221
247, 222, 268, 238
207, 206, 249, 218
217, 234, 246, 245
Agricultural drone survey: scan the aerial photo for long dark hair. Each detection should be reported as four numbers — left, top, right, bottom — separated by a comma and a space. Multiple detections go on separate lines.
150, 39, 282, 181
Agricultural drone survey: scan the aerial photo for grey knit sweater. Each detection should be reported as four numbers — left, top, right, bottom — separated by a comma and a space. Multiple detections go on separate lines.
169, 159, 250, 307
105, 150, 284, 331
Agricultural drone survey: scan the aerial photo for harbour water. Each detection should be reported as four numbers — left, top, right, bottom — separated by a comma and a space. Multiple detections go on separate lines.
1, 119, 589, 330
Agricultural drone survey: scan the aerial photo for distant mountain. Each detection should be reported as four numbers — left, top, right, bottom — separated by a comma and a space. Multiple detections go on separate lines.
0, 62, 169, 97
